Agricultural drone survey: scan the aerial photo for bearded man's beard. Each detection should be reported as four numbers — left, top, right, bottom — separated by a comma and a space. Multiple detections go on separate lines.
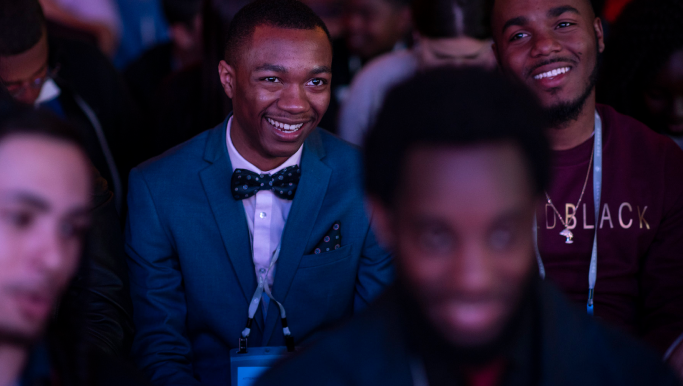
545, 47, 602, 128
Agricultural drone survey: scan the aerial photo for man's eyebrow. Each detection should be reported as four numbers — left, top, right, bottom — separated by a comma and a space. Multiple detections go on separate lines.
310, 66, 332, 75
548, 5, 580, 18
1, 191, 51, 212
254, 64, 287, 73
502, 16, 528, 32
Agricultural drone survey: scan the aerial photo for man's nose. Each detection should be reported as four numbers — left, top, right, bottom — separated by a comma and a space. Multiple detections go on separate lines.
530, 31, 562, 57
277, 83, 309, 114
448, 242, 494, 295
32, 227, 69, 275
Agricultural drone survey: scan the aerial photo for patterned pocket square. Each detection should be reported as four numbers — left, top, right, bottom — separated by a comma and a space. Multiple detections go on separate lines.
312, 221, 342, 254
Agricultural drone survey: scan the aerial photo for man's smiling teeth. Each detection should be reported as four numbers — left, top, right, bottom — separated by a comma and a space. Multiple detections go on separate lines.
267, 118, 304, 133
534, 67, 571, 80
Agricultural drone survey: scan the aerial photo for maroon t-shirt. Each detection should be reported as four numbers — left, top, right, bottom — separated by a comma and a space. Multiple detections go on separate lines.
537, 104, 683, 353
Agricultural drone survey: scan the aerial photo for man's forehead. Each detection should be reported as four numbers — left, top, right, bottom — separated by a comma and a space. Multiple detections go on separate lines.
493, 0, 594, 26
242, 25, 332, 66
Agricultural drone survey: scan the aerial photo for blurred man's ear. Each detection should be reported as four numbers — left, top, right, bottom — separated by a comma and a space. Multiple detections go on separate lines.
365, 197, 396, 250
218, 60, 236, 99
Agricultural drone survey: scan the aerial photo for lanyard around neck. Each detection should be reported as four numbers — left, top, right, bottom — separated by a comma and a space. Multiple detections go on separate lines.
239, 244, 295, 353
534, 110, 603, 316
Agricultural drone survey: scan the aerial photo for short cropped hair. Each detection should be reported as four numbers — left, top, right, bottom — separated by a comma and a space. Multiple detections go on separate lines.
412, 0, 493, 40
0, 0, 45, 56
364, 68, 550, 207
224, 0, 331, 65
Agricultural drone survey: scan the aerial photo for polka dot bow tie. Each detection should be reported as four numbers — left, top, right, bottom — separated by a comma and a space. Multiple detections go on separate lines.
231, 165, 301, 200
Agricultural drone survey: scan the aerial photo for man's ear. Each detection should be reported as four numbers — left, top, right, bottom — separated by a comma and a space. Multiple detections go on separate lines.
218, 60, 236, 99
594, 17, 605, 53
365, 197, 396, 250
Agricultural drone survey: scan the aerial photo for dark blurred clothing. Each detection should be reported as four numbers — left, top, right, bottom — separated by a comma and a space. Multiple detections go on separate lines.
320, 38, 360, 134
124, 42, 174, 116
45, 36, 148, 209
150, 62, 231, 155
256, 281, 680, 386
538, 104, 683, 354
20, 340, 148, 386
59, 167, 134, 358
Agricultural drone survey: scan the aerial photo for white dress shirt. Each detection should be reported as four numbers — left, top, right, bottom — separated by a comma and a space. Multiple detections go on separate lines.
226, 117, 303, 291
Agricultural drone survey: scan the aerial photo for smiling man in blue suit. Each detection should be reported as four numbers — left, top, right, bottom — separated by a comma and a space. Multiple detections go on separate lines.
124, 1, 394, 385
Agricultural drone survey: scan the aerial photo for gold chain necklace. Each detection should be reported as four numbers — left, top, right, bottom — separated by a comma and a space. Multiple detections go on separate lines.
545, 147, 594, 244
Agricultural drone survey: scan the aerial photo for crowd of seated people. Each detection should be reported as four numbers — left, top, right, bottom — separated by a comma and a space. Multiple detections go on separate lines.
0, 0, 682, 384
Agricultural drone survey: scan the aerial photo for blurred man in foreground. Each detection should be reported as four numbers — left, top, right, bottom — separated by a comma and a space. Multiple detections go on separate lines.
0, 103, 145, 385
256, 69, 679, 386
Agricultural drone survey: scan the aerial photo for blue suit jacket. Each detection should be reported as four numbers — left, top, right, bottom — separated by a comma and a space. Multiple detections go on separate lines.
125, 118, 393, 386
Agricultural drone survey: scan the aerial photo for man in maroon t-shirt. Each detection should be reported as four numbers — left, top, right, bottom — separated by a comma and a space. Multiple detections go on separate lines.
492, 0, 683, 375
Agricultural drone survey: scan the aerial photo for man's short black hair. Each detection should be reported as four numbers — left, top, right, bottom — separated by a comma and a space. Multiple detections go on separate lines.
0, 0, 45, 56
364, 67, 550, 207
412, 0, 493, 40
224, 0, 331, 65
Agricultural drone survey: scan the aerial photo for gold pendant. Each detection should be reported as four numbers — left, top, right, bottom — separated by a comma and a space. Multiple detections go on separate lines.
560, 228, 574, 244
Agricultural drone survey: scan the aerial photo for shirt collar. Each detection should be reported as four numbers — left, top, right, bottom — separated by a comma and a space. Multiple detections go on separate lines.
226, 116, 303, 175
34, 78, 61, 106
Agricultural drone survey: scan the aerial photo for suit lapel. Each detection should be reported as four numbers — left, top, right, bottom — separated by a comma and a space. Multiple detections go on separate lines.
198, 118, 264, 330
263, 130, 332, 344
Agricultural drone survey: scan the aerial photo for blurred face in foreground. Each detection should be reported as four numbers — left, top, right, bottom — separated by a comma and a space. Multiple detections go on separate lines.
0, 134, 90, 344
373, 144, 536, 347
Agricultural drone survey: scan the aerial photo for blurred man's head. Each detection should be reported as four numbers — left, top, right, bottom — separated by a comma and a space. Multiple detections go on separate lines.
491, 0, 604, 127
344, 0, 412, 60
412, 0, 496, 70
0, 0, 50, 106
0, 106, 91, 345
219, 0, 332, 170
365, 68, 549, 348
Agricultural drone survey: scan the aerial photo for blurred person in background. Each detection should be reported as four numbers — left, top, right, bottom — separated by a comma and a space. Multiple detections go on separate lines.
0, 0, 145, 212
320, 0, 412, 132
124, 0, 203, 118
302, 0, 346, 40
257, 68, 680, 386
113, 0, 170, 69
492, 0, 683, 376
597, 0, 683, 149
0, 102, 145, 386
338, 0, 496, 146
38, 0, 122, 57
148, 0, 232, 155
